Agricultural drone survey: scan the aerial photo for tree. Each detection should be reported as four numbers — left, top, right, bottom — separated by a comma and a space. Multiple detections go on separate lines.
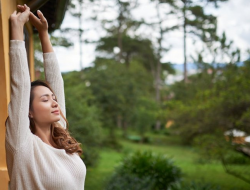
144, 0, 178, 129
179, 0, 230, 82
96, 0, 177, 131
64, 0, 104, 70
101, 0, 141, 63
33, 33, 73, 80
132, 97, 158, 141
154, 0, 227, 82
84, 58, 155, 139
165, 41, 250, 184
63, 71, 104, 166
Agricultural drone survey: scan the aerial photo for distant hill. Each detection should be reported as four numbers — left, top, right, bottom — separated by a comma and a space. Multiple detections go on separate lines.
166, 62, 244, 84
171, 62, 244, 72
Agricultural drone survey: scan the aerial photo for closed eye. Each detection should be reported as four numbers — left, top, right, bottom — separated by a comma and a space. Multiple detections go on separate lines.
42, 99, 57, 102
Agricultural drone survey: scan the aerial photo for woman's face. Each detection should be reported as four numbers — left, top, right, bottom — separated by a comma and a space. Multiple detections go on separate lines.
29, 86, 60, 124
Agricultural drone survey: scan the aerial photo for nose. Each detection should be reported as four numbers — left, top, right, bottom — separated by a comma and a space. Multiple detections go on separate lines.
52, 100, 58, 107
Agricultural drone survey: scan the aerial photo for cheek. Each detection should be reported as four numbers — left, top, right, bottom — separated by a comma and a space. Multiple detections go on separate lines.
33, 102, 51, 117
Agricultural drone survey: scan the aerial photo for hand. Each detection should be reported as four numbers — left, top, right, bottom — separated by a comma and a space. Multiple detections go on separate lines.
10, 4, 30, 40
10, 4, 30, 26
17, 5, 48, 34
18, 5, 52, 52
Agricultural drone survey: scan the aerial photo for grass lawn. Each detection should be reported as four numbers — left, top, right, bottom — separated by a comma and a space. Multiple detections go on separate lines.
85, 131, 250, 190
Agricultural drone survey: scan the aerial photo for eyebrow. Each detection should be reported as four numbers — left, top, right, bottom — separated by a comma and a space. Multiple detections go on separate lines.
40, 94, 55, 98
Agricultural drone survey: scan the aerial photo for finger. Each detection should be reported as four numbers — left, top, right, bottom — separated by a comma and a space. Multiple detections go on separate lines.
22, 4, 30, 17
37, 10, 46, 22
17, 5, 25, 9
17, 5, 25, 11
29, 11, 40, 23
11, 10, 17, 15
24, 4, 30, 12
17, 7, 25, 13
17, 12, 21, 17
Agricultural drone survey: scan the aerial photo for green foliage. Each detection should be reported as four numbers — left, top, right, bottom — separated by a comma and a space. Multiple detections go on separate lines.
224, 151, 250, 165
97, 35, 159, 71
173, 181, 221, 190
85, 58, 156, 139
185, 4, 217, 44
33, 33, 73, 80
105, 172, 155, 190
132, 97, 159, 139
194, 133, 250, 165
193, 134, 228, 161
166, 62, 250, 142
50, 35, 73, 47
105, 151, 182, 190
165, 61, 250, 183
63, 71, 104, 166
86, 135, 250, 190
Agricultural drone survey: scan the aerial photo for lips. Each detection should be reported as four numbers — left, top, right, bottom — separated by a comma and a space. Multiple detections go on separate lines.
52, 110, 60, 114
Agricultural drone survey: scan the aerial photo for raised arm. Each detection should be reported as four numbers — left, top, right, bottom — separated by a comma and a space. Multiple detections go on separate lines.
6, 6, 32, 150
42, 35, 67, 129
18, 6, 67, 129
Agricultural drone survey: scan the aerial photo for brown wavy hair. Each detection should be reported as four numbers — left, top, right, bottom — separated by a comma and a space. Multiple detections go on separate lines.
29, 80, 82, 156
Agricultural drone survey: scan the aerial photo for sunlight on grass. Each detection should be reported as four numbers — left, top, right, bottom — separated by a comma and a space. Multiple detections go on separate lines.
85, 133, 250, 190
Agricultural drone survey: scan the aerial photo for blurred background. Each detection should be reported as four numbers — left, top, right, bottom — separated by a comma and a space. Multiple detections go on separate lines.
35, 0, 250, 189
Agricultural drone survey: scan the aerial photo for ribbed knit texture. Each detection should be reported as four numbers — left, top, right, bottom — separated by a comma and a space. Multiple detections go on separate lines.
5, 40, 86, 190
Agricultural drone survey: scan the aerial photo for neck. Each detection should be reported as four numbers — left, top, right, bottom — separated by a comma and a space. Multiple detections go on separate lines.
33, 122, 56, 147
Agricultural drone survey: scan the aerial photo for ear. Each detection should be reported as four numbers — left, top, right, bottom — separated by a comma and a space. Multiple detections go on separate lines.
29, 111, 33, 118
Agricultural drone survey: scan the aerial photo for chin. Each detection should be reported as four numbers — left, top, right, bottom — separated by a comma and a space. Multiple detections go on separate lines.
52, 116, 61, 123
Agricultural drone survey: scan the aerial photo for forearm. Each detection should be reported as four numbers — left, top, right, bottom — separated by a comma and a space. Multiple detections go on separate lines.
7, 40, 32, 150
10, 23, 24, 40
10, 5, 30, 40
39, 31, 53, 53
43, 47, 67, 128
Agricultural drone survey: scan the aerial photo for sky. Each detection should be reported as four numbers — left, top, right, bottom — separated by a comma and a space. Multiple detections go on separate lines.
52, 0, 250, 73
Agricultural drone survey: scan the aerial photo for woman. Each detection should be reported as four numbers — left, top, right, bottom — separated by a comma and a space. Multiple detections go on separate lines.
6, 4, 86, 190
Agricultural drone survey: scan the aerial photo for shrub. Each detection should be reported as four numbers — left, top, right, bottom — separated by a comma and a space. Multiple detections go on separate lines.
173, 181, 221, 190
126, 135, 151, 143
105, 172, 155, 190
223, 150, 250, 165
105, 151, 182, 190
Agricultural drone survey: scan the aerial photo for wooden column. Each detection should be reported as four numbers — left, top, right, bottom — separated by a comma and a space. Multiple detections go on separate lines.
0, 1, 14, 188
0, 0, 34, 189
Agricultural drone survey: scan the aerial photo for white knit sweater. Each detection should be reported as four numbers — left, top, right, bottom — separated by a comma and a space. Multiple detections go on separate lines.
5, 40, 86, 190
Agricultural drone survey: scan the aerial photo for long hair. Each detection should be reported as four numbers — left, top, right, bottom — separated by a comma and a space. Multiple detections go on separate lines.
29, 80, 82, 156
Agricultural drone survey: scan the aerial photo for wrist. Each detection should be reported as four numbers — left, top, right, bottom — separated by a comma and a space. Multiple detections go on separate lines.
11, 22, 24, 31
38, 30, 49, 38
10, 25, 24, 40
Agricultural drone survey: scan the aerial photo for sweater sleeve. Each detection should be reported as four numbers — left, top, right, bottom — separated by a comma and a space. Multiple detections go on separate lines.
6, 40, 32, 151
43, 52, 67, 129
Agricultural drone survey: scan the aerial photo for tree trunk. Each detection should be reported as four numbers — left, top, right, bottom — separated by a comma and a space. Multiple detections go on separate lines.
117, 115, 122, 128
79, 0, 83, 70
183, 0, 188, 83
122, 120, 128, 138
117, 2, 123, 64
155, 120, 161, 131
154, 2, 163, 131
155, 59, 161, 103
